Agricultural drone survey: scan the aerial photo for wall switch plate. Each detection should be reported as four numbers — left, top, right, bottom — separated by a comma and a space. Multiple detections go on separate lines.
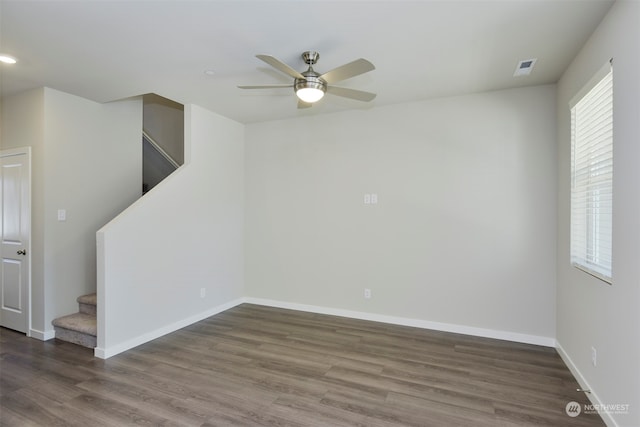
57, 209, 67, 221
200, 288, 206, 298
364, 288, 372, 299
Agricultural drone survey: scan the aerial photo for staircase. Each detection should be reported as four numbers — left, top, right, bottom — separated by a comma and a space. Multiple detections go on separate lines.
51, 293, 97, 348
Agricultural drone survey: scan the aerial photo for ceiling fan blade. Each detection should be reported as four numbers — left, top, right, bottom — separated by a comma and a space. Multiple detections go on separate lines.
238, 84, 293, 89
256, 54, 305, 79
326, 86, 377, 102
320, 58, 375, 84
297, 99, 312, 109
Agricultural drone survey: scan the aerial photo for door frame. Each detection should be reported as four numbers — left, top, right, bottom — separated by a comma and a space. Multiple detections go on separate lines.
0, 147, 32, 336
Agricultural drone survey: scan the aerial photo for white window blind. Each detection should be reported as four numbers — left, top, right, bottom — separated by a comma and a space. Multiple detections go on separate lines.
570, 61, 613, 283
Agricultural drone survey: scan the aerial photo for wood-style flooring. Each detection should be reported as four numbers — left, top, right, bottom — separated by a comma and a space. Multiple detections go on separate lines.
1, 304, 605, 426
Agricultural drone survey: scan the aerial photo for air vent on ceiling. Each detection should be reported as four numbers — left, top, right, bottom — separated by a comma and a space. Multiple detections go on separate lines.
514, 58, 537, 77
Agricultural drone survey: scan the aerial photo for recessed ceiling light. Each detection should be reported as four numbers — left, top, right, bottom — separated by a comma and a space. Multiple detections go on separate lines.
0, 54, 17, 64
514, 58, 537, 77
204, 69, 215, 76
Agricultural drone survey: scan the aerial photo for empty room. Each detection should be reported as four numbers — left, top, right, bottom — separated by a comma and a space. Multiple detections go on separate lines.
1, 1, 638, 426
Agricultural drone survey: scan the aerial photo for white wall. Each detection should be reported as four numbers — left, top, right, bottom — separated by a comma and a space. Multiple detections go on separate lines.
1, 88, 46, 335
1, 88, 142, 338
556, 2, 640, 426
97, 104, 244, 358
245, 85, 557, 344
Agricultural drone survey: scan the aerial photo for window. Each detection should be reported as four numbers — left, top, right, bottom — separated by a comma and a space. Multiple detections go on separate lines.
570, 60, 613, 283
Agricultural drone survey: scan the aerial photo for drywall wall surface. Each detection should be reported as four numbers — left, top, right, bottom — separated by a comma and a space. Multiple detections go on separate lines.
1, 88, 46, 335
43, 88, 142, 330
245, 84, 557, 342
97, 103, 244, 357
0, 89, 43, 151
556, 1, 640, 426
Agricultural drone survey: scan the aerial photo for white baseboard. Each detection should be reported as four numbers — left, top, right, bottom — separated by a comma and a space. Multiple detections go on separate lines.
556, 342, 618, 427
30, 328, 55, 341
243, 297, 556, 348
94, 298, 244, 359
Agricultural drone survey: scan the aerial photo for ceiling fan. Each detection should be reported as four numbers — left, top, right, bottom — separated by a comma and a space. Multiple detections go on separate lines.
238, 51, 376, 108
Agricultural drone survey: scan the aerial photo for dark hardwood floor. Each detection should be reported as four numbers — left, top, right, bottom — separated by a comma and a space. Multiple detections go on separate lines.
1, 304, 604, 426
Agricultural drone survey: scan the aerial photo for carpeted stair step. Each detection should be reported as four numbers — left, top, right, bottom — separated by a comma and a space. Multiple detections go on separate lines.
52, 293, 97, 349
77, 293, 97, 315
52, 312, 96, 348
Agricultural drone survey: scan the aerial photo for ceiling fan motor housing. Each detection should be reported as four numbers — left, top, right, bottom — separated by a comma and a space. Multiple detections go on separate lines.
294, 72, 327, 95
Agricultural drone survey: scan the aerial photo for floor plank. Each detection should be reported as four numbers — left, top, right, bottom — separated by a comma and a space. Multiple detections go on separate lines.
1, 304, 605, 426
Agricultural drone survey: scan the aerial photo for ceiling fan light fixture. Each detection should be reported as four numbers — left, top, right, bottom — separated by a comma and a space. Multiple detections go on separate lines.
295, 76, 326, 103
296, 87, 325, 103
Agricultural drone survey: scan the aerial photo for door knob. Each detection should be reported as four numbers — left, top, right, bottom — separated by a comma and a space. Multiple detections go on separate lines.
17, 249, 26, 255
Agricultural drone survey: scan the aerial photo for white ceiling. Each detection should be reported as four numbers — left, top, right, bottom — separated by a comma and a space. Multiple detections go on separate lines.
0, 0, 613, 124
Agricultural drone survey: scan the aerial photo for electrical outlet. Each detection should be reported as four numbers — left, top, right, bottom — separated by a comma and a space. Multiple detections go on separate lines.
200, 288, 206, 298
364, 288, 372, 299
591, 346, 597, 367
364, 194, 371, 204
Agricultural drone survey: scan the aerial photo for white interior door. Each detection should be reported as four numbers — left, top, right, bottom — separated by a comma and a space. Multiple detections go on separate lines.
1, 148, 31, 334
